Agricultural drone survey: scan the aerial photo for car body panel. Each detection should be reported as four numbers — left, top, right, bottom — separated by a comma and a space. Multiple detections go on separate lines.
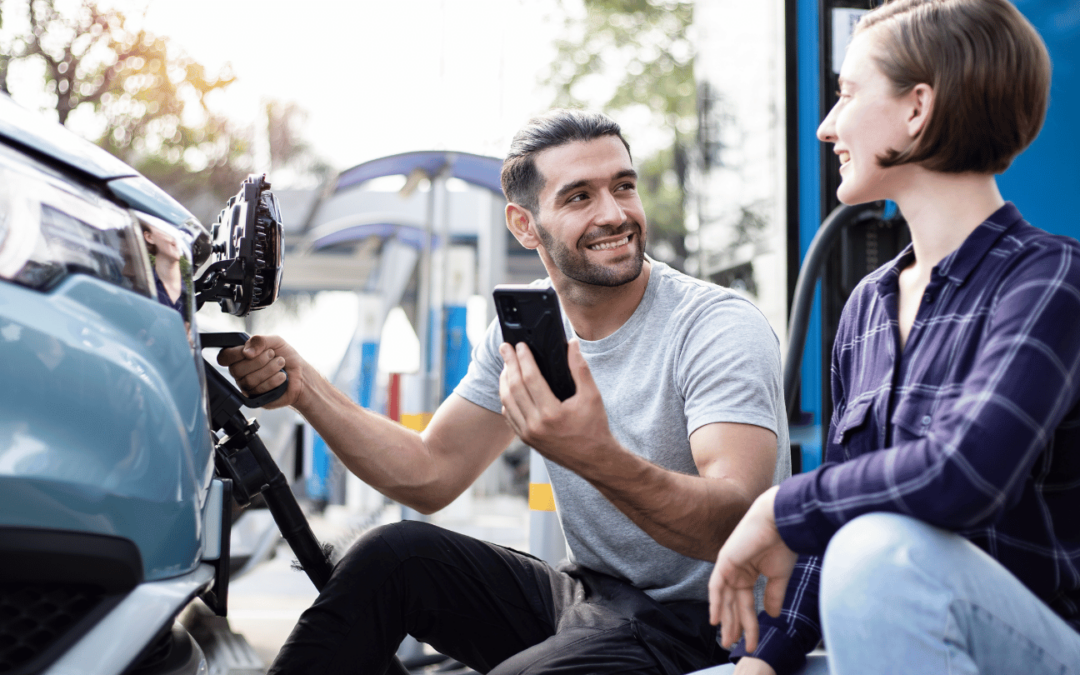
0, 95, 137, 181
0, 274, 213, 580
0, 95, 198, 229
107, 175, 202, 230
42, 563, 216, 675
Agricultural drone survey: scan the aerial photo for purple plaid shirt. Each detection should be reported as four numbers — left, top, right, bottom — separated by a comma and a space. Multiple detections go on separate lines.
734, 203, 1080, 674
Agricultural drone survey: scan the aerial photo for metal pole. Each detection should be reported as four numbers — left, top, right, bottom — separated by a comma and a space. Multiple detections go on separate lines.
416, 178, 435, 417
428, 164, 451, 412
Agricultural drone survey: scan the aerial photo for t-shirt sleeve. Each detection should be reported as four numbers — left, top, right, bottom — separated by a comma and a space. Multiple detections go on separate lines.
678, 296, 784, 438
452, 317, 505, 414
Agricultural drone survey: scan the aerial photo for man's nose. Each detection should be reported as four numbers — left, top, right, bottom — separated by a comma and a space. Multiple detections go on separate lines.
595, 190, 626, 225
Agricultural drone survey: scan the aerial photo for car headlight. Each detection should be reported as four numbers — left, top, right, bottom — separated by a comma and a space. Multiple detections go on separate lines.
0, 164, 153, 297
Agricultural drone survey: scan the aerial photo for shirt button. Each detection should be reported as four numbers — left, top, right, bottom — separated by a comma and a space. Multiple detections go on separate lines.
923, 293, 933, 303
921, 415, 932, 426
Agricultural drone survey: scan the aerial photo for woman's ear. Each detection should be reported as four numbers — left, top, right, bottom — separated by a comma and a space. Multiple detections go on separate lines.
907, 83, 934, 138
506, 203, 540, 250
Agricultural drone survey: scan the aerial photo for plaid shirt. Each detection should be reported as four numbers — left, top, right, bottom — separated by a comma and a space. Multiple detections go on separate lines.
734, 203, 1080, 674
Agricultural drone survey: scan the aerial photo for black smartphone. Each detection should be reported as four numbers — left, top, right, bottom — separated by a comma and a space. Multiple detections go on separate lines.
493, 285, 576, 401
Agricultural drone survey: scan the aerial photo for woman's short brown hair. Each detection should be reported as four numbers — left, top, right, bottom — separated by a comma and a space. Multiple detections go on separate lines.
140, 221, 158, 256
858, 0, 1051, 174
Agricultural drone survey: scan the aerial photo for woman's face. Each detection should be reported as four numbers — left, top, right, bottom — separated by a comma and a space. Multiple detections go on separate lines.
817, 29, 922, 205
144, 226, 183, 264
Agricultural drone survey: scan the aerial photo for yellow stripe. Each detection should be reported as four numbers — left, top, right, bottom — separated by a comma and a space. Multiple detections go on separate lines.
529, 483, 556, 511
400, 413, 433, 432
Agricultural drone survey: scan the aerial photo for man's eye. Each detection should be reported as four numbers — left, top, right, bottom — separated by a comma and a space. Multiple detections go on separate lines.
616, 183, 636, 192
568, 193, 588, 202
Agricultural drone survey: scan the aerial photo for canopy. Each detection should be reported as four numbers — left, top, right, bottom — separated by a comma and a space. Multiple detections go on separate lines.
334, 151, 504, 196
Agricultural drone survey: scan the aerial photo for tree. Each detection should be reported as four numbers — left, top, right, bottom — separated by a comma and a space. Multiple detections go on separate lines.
0, 0, 251, 222
545, 0, 695, 272
266, 99, 334, 188
0, 4, 10, 93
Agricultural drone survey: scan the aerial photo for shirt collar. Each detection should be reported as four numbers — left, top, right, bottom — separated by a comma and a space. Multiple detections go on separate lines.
935, 202, 1022, 286
875, 201, 1022, 296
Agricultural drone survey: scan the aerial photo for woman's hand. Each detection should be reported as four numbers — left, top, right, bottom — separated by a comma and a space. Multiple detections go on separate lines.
734, 657, 777, 675
709, 486, 797, 651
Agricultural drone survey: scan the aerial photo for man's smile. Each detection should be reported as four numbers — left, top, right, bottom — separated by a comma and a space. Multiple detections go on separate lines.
587, 235, 631, 251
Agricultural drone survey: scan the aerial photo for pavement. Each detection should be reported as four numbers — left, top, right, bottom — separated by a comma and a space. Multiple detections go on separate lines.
225, 494, 531, 666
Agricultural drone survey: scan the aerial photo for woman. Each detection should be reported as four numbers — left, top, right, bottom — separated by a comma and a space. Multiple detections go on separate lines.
706, 1, 1080, 673
142, 221, 189, 319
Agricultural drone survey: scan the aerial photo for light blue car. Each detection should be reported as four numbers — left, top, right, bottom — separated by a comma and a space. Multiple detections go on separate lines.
0, 93, 301, 675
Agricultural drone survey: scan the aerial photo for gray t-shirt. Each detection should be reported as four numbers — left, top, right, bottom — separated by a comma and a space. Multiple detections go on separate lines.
454, 261, 790, 603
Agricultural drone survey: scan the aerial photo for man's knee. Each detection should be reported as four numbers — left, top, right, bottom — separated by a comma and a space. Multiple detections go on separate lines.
335, 519, 442, 577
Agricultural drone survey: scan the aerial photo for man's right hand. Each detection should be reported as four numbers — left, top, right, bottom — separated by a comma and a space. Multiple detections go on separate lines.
217, 335, 305, 410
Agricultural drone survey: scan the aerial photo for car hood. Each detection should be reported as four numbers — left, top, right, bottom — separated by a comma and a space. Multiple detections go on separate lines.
0, 94, 197, 227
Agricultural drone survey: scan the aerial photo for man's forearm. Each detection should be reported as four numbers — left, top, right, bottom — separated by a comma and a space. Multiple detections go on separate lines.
571, 443, 757, 560
293, 365, 448, 512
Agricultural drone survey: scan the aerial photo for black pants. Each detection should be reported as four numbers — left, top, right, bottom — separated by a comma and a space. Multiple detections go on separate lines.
267, 521, 726, 675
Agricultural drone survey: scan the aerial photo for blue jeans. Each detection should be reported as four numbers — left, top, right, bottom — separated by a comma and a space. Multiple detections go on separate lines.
698, 513, 1080, 674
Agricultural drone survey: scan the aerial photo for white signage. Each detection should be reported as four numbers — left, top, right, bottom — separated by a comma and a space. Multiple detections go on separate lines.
832, 8, 869, 74
378, 306, 421, 374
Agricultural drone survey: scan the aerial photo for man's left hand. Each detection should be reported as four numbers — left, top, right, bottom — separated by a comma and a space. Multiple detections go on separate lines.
499, 339, 616, 472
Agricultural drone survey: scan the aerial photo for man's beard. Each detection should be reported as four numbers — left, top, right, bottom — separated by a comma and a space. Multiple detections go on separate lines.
535, 220, 646, 288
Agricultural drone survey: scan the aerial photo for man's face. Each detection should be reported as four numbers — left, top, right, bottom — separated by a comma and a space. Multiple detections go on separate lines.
530, 136, 647, 288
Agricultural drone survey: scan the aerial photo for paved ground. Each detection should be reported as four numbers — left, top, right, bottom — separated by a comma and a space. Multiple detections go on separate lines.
225, 494, 530, 667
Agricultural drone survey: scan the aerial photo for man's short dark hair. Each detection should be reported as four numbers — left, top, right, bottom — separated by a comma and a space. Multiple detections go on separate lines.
501, 109, 632, 216
859, 0, 1051, 174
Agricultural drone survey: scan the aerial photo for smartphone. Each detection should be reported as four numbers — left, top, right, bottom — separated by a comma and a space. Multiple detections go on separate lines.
493, 285, 576, 401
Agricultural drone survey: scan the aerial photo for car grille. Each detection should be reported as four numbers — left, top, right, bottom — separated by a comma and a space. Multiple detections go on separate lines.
0, 583, 104, 673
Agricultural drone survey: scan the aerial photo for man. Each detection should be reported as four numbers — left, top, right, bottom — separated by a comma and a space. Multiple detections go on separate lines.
223, 109, 789, 674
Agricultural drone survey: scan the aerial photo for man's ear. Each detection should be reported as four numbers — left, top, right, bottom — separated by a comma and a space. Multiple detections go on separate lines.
907, 83, 934, 138
506, 203, 540, 250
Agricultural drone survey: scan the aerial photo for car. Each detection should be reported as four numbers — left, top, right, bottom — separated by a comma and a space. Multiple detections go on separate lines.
0, 92, 306, 675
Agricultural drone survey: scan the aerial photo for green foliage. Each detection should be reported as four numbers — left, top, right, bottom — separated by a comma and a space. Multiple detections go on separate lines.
266, 99, 335, 187
0, 0, 250, 221
0, 4, 9, 93
545, 0, 695, 271
547, 0, 695, 132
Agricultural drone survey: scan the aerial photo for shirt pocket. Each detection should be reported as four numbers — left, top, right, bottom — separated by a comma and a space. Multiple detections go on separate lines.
832, 397, 875, 459
891, 391, 940, 443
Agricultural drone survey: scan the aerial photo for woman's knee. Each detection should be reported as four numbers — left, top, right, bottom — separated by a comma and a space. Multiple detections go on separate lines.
820, 513, 947, 615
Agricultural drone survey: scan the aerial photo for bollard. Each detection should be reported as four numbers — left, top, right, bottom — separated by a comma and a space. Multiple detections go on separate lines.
528, 449, 566, 566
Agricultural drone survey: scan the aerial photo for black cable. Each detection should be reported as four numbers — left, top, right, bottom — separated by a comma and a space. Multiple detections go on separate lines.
784, 202, 884, 419
247, 433, 334, 590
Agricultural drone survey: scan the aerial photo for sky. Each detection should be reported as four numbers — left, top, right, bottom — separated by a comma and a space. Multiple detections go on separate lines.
6, 0, 576, 176
130, 0, 570, 173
